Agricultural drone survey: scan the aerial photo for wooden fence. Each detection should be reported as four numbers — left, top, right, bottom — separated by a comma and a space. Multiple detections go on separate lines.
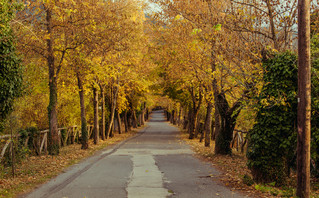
231, 129, 248, 153
0, 125, 94, 160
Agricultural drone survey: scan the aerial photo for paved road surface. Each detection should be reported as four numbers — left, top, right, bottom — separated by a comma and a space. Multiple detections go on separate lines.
24, 110, 248, 198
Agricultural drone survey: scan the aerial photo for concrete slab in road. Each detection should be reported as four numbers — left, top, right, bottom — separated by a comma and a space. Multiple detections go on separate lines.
24, 110, 249, 198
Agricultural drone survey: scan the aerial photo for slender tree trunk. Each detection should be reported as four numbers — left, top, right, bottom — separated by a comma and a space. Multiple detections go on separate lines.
184, 109, 191, 130
116, 111, 122, 134
265, 0, 278, 50
189, 107, 200, 139
106, 79, 119, 138
127, 110, 132, 131
297, 0, 311, 197
100, 85, 106, 140
171, 110, 175, 124
46, 8, 59, 155
188, 87, 203, 139
204, 102, 213, 147
124, 111, 129, 133
93, 86, 99, 145
146, 108, 149, 121
77, 72, 88, 149
189, 109, 198, 139
132, 110, 138, 128
141, 102, 146, 126
178, 107, 182, 126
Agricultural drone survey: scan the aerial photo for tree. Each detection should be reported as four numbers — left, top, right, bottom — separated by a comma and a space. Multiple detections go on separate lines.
0, 0, 22, 132
297, 0, 311, 196
247, 51, 298, 185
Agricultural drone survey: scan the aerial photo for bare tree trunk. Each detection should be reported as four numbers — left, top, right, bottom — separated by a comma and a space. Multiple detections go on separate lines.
93, 86, 99, 145
204, 102, 213, 147
297, 0, 311, 197
178, 107, 182, 126
146, 108, 149, 121
141, 102, 146, 126
106, 79, 119, 138
124, 111, 129, 133
46, 8, 59, 155
188, 87, 203, 139
265, 0, 278, 49
77, 72, 88, 149
132, 110, 138, 128
100, 85, 106, 140
127, 110, 132, 131
116, 111, 122, 134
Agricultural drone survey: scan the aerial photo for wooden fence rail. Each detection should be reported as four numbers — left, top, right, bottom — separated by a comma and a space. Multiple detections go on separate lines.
231, 130, 248, 153
0, 125, 93, 160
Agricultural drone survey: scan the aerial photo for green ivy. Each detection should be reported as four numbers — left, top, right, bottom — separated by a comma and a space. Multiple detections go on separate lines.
0, 0, 23, 133
311, 35, 319, 177
247, 51, 298, 185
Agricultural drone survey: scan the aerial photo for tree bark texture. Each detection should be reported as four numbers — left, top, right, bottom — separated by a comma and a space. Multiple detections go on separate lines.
214, 93, 242, 155
116, 111, 122, 134
204, 102, 213, 147
100, 85, 106, 140
77, 72, 88, 149
297, 0, 311, 197
188, 87, 202, 139
106, 80, 119, 138
141, 102, 146, 126
46, 8, 59, 155
213, 106, 220, 141
93, 86, 99, 144
124, 111, 129, 133
132, 110, 138, 128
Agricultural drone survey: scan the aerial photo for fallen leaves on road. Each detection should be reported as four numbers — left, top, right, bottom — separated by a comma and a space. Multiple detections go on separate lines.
180, 133, 319, 198
0, 130, 138, 198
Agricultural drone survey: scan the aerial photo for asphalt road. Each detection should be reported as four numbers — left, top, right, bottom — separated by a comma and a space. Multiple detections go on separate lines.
24, 110, 248, 198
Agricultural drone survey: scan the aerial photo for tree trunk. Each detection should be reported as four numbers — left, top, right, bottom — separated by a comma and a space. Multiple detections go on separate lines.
46, 8, 59, 155
141, 102, 146, 126
100, 85, 106, 140
213, 106, 220, 140
93, 86, 99, 145
297, 0, 311, 197
171, 110, 175, 124
265, 0, 278, 50
178, 108, 182, 126
116, 111, 122, 134
132, 110, 138, 128
188, 86, 202, 139
189, 107, 200, 139
127, 110, 132, 131
77, 72, 88, 149
124, 111, 129, 133
204, 102, 213, 147
146, 108, 149, 121
106, 79, 119, 138
214, 93, 242, 155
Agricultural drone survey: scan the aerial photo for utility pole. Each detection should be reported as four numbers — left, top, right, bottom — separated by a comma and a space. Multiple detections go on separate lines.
297, 0, 311, 197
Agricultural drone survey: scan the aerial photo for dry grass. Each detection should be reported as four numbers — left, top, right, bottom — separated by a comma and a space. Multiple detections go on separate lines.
0, 130, 139, 198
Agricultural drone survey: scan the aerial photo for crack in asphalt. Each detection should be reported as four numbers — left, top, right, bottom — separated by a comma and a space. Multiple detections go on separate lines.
38, 126, 150, 198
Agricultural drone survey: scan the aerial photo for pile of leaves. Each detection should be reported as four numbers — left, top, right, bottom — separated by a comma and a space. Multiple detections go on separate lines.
0, 130, 138, 197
